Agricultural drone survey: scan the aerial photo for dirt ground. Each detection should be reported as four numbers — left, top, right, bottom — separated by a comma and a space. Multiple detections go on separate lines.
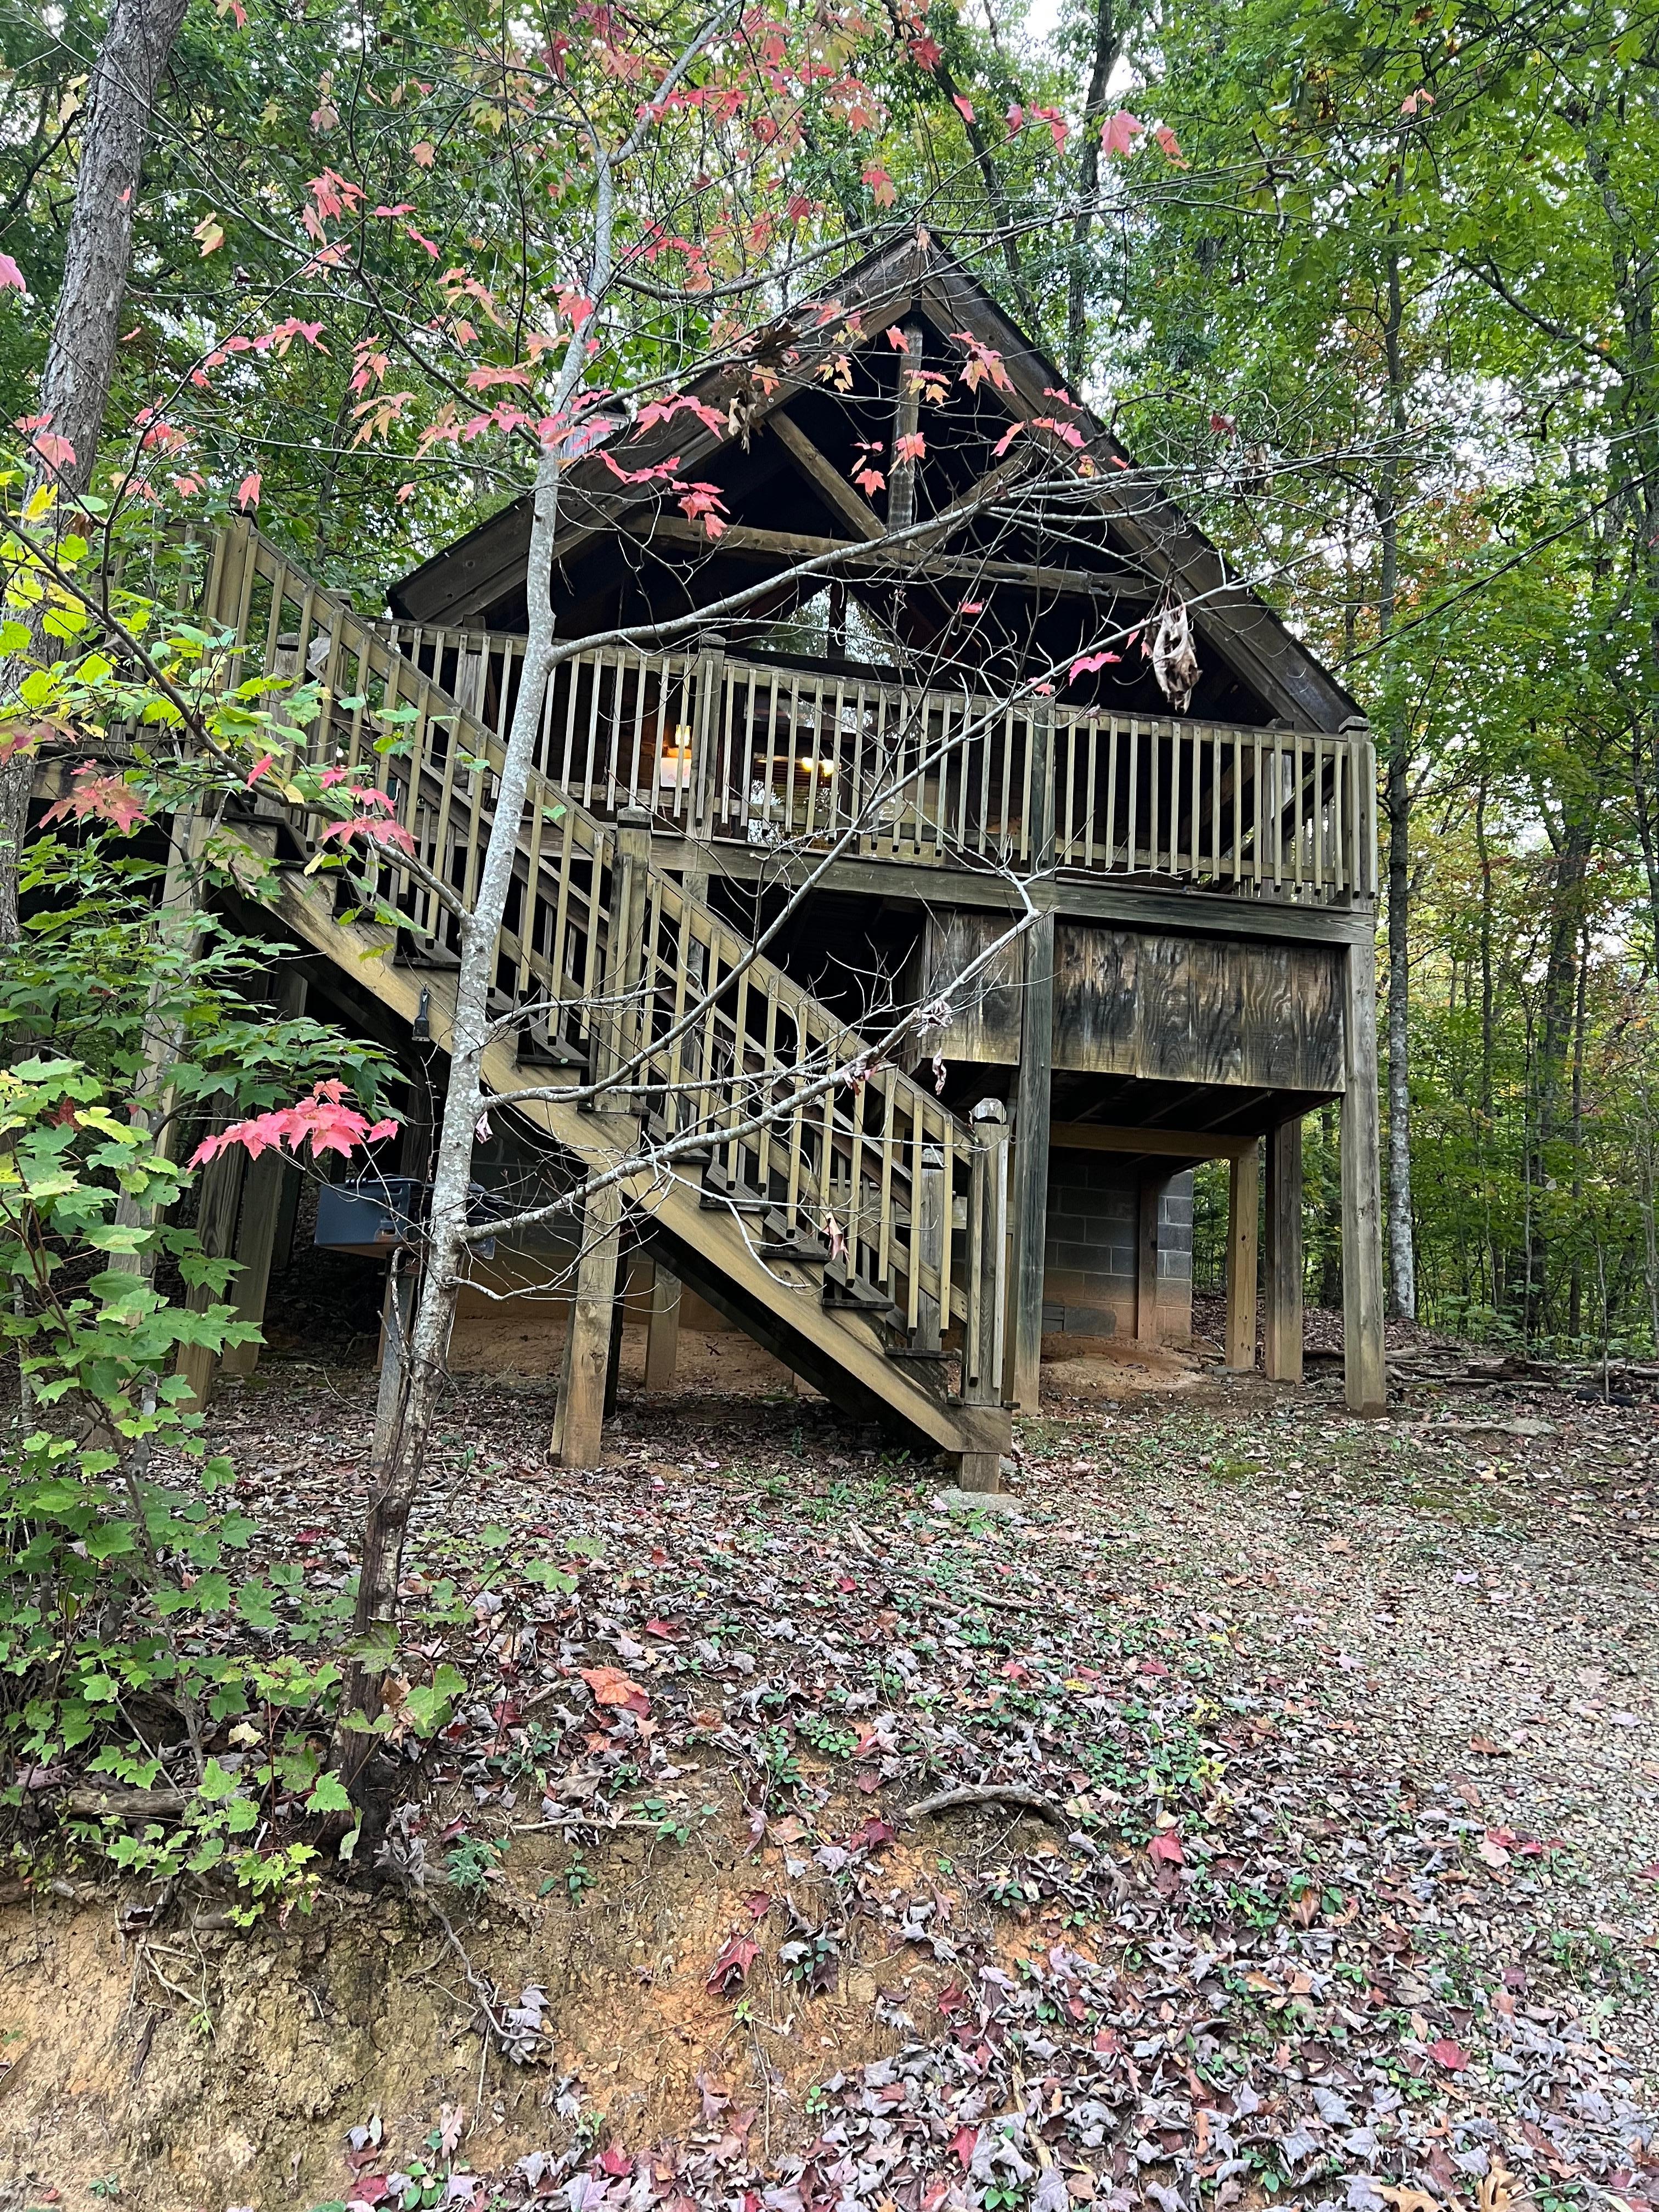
3, 1342, 1656, 2212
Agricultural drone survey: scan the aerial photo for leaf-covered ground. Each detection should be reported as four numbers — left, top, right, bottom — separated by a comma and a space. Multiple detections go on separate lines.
5, 1352, 1658, 2212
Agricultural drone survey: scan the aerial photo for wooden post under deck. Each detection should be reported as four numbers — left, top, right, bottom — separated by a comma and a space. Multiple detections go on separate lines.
1263, 1118, 1304, 1384
1224, 1142, 1260, 1370
1341, 932, 1388, 1413
644, 1261, 681, 1391
958, 1097, 1011, 1491
553, 1181, 624, 1468
174, 1098, 246, 1414
556, 807, 650, 1465
219, 969, 310, 1380
1010, 911, 1054, 1410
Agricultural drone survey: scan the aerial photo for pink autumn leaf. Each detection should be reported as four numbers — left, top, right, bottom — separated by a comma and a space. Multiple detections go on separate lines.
190, 1081, 399, 1169
1069, 650, 1123, 682
1428, 2038, 1469, 2072
1152, 123, 1188, 168
885, 325, 910, 352
40, 765, 147, 836
0, 253, 25, 294
952, 94, 975, 124
1102, 109, 1143, 158
246, 754, 275, 787
318, 814, 417, 854
1148, 1830, 1185, 1866
894, 430, 926, 464
234, 470, 262, 511
30, 428, 76, 472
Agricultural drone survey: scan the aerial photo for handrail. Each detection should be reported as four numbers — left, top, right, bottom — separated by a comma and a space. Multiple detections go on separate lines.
375, 617, 1377, 902
202, 522, 987, 1343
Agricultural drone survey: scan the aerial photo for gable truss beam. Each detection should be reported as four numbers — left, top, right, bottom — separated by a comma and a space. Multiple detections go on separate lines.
623, 513, 1159, 602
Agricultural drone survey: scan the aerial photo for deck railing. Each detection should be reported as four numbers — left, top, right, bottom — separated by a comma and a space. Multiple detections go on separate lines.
377, 619, 1377, 902
203, 522, 1002, 1375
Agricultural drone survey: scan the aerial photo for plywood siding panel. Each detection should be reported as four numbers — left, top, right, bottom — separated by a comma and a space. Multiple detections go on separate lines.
924, 910, 1345, 1092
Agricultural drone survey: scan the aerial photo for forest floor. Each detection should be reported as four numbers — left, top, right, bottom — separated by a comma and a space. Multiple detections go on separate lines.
2, 1333, 1657, 2212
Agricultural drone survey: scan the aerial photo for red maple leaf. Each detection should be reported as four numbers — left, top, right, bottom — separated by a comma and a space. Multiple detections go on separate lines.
707, 1933, 760, 1994
41, 764, 148, 836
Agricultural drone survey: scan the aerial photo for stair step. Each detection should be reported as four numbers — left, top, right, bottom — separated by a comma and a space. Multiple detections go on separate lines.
393, 929, 461, 970
757, 1210, 831, 1265
822, 1259, 899, 1321
699, 1158, 770, 1214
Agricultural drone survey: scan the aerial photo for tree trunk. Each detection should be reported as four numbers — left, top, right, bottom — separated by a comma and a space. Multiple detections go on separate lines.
1065, 0, 1120, 388
1528, 808, 1596, 1337
1376, 242, 1415, 1322
0, 0, 189, 944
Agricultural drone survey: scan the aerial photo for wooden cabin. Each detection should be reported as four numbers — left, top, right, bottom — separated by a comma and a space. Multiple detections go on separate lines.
381, 235, 1385, 1418
178, 235, 1385, 1478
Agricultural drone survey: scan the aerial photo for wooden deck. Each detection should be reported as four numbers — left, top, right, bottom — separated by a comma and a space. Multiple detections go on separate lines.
376, 619, 1377, 905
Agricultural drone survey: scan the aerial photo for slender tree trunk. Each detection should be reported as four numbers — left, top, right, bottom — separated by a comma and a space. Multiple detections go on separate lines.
0, 0, 189, 944
1568, 919, 1589, 1340
1065, 0, 1119, 388
1529, 811, 1595, 1337
1377, 244, 1415, 1321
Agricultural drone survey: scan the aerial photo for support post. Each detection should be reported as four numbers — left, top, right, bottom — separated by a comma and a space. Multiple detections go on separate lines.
174, 1099, 247, 1414
644, 1260, 682, 1391
552, 1179, 624, 1468
957, 1098, 1010, 1492
1010, 912, 1053, 1409
219, 969, 310, 1380
1224, 1141, 1261, 1371
886, 319, 926, 533
1341, 930, 1387, 1413
1135, 1176, 1161, 1348
1264, 1117, 1305, 1384
603, 1261, 625, 1420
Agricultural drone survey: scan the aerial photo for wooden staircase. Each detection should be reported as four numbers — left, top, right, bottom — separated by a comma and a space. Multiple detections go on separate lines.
201, 523, 1013, 1479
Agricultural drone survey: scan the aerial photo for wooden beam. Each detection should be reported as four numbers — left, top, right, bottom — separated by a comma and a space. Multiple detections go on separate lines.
1049, 1121, 1256, 1161
1135, 1176, 1161, 1347
770, 413, 884, 541
174, 1112, 246, 1414
624, 514, 1159, 603
644, 1261, 681, 1392
1341, 933, 1387, 1413
1264, 1117, 1304, 1383
678, 842, 1374, 947
1010, 911, 1053, 1410
1224, 1142, 1260, 1370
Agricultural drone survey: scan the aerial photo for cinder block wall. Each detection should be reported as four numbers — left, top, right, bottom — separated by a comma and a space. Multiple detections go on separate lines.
1041, 1156, 1194, 1344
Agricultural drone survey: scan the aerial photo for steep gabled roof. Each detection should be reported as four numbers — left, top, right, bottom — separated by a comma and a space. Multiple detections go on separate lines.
390, 235, 1360, 733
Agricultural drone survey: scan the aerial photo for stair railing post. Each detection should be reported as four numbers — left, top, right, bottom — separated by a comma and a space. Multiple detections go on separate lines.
596, 806, 651, 1104
963, 1097, 1008, 1407
955, 1097, 1011, 1492
915, 1142, 946, 1353
689, 632, 726, 879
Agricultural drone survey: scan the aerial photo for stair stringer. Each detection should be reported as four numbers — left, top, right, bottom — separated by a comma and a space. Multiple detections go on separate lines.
263, 859, 1010, 1468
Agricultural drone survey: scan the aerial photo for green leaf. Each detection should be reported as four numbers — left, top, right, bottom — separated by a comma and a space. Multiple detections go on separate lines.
305, 1774, 354, 1815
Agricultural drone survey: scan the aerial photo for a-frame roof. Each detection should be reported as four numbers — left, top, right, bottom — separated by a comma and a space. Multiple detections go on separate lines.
391, 235, 1361, 734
